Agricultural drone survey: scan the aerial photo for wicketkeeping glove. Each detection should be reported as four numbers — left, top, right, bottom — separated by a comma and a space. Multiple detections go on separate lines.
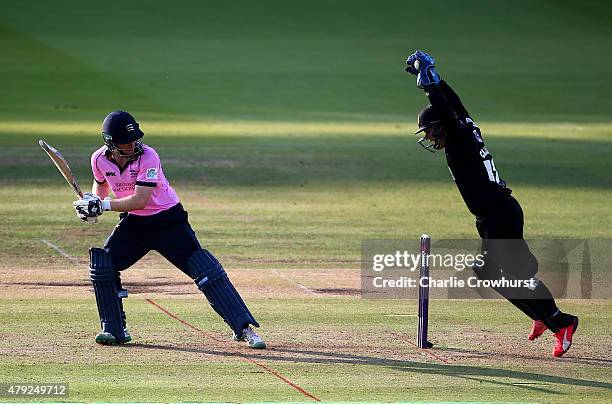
405, 50, 441, 88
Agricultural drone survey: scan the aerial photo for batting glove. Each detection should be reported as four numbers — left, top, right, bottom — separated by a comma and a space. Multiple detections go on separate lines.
76, 211, 98, 224
73, 193, 110, 221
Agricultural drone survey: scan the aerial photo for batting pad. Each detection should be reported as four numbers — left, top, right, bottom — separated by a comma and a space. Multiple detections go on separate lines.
89, 248, 127, 340
187, 249, 259, 335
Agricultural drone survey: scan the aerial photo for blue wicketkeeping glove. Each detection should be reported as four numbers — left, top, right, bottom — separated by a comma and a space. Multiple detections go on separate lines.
405, 50, 441, 88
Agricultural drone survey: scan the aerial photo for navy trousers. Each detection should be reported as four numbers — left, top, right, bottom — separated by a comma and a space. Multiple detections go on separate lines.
475, 196, 562, 331
104, 203, 200, 273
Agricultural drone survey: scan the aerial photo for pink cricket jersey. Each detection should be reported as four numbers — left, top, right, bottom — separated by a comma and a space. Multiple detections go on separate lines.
91, 144, 180, 216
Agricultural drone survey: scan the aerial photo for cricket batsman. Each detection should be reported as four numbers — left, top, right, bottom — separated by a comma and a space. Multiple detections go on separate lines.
404, 50, 578, 357
73, 110, 266, 349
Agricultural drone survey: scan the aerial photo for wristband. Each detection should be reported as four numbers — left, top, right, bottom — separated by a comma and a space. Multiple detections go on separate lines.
101, 199, 112, 211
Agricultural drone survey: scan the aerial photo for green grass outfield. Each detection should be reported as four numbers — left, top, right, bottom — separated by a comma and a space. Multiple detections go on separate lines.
1, 298, 611, 402
1, 0, 611, 403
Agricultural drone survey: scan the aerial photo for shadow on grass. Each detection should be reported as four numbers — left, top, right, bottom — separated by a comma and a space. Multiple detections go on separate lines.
127, 343, 612, 394
435, 346, 612, 367
2, 133, 611, 189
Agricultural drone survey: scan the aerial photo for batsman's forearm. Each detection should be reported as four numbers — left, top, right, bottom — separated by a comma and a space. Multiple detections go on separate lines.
106, 195, 148, 212
92, 181, 110, 199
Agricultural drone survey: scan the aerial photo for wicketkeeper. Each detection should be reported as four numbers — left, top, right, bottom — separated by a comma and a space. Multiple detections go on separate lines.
404, 50, 578, 357
73, 110, 266, 348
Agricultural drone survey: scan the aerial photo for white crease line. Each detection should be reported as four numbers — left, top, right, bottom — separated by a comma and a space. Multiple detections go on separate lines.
383, 314, 418, 317
40, 239, 82, 266
40, 238, 322, 297
272, 269, 322, 297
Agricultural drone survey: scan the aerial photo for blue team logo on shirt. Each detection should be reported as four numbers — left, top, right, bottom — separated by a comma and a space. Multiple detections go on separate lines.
146, 168, 158, 180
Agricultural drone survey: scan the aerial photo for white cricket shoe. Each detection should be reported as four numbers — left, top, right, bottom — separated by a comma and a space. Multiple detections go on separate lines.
233, 326, 266, 349
95, 327, 132, 345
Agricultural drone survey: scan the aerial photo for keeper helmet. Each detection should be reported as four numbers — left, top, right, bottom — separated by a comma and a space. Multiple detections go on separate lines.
415, 104, 445, 152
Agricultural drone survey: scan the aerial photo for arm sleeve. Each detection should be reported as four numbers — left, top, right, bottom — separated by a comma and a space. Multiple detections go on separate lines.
423, 80, 470, 127
90, 152, 106, 184
438, 80, 471, 120
135, 149, 161, 188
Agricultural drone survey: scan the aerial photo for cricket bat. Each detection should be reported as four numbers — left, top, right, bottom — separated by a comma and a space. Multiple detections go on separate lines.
38, 140, 84, 198
39, 140, 98, 223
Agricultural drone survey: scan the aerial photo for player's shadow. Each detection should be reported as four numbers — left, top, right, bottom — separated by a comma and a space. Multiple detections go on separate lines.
433, 346, 612, 367
127, 343, 612, 394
